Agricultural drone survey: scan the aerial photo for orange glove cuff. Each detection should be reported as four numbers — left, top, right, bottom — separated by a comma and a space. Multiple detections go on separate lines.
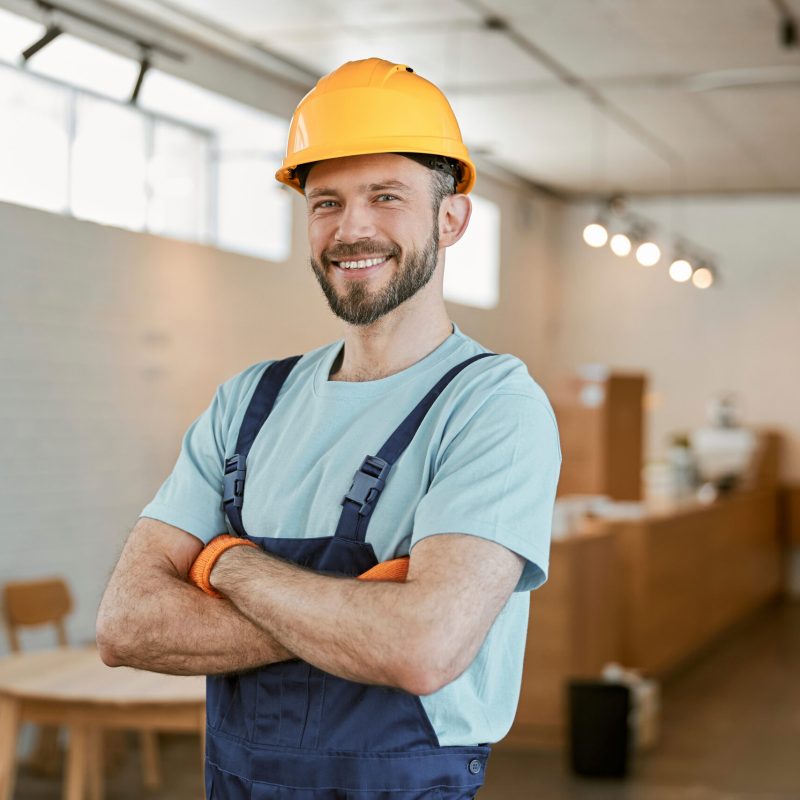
357, 556, 409, 583
188, 534, 259, 598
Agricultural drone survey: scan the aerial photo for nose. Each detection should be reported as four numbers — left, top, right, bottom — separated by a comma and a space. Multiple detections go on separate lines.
334, 202, 376, 243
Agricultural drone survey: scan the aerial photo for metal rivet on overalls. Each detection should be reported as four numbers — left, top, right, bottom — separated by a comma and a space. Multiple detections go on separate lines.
468, 759, 482, 774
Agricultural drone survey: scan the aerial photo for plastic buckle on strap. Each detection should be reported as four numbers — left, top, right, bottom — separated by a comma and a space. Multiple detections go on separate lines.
223, 454, 247, 511
342, 455, 390, 516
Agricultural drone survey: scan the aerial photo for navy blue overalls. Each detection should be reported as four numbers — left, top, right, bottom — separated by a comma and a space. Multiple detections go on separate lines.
205, 351, 496, 799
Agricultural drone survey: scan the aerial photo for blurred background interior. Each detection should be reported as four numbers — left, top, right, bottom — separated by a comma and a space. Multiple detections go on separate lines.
1, 0, 799, 798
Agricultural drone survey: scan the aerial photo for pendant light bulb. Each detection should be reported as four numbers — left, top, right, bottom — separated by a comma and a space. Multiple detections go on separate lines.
635, 241, 661, 267
669, 258, 693, 283
692, 266, 714, 289
582, 221, 609, 248
609, 233, 632, 257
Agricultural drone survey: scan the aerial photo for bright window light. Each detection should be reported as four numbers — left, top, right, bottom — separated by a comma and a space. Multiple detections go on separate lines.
71, 94, 148, 230
0, 8, 44, 63
26, 34, 139, 102
148, 121, 210, 241
1, 53, 291, 262
140, 69, 291, 261
216, 158, 292, 261
444, 194, 501, 309
138, 70, 287, 151
0, 64, 70, 213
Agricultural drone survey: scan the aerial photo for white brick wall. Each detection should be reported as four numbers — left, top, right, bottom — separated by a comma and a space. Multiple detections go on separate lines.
0, 199, 341, 652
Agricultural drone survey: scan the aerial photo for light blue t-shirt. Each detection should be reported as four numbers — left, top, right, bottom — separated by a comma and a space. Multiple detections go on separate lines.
141, 322, 561, 746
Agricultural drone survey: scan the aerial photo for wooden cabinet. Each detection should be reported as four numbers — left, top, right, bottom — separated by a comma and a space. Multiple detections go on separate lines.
553, 372, 646, 501
780, 484, 800, 545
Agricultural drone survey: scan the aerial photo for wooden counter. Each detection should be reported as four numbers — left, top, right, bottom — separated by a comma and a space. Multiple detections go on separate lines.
615, 488, 780, 675
502, 485, 782, 749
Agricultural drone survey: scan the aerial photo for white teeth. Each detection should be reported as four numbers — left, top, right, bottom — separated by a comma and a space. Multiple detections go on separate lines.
338, 257, 386, 269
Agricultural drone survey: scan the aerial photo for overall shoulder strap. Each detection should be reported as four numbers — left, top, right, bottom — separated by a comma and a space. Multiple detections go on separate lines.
223, 355, 302, 537
335, 352, 496, 542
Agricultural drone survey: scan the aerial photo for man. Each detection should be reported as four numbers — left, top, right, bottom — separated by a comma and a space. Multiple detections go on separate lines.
97, 58, 561, 799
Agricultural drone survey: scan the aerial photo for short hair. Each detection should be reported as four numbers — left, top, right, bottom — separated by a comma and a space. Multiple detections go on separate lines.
296, 153, 459, 212
428, 168, 456, 215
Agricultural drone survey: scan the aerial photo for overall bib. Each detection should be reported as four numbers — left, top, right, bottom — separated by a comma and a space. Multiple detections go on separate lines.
205, 352, 495, 799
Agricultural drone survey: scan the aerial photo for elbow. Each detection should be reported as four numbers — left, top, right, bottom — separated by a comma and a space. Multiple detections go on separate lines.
392, 636, 465, 697
95, 608, 129, 668
399, 670, 449, 698
97, 641, 124, 668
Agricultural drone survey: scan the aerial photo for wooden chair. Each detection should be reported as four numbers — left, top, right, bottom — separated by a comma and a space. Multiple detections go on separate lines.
3, 578, 72, 653
2, 578, 163, 789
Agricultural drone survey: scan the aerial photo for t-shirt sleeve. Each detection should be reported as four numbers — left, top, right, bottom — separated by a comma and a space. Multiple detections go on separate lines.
139, 385, 230, 545
411, 392, 562, 592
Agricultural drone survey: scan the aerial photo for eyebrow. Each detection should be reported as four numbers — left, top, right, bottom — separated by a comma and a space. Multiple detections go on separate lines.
306, 187, 336, 200
306, 180, 412, 200
365, 181, 411, 193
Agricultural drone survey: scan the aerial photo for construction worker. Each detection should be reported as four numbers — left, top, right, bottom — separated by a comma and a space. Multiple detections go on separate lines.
97, 58, 561, 799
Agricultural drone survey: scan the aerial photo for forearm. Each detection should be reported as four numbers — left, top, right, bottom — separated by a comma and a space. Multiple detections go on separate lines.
211, 547, 463, 694
97, 555, 293, 676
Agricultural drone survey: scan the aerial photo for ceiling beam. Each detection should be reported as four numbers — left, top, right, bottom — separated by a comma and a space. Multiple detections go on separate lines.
459, 0, 683, 173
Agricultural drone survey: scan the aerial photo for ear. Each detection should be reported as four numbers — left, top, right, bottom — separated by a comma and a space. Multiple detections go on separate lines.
437, 194, 471, 249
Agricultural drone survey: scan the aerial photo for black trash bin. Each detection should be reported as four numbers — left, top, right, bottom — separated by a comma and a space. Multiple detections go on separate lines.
568, 680, 631, 778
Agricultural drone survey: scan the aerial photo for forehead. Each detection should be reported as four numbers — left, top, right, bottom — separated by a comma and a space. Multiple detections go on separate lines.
304, 153, 430, 195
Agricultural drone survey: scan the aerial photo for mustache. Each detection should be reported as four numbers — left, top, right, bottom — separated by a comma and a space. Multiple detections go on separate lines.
322, 242, 399, 264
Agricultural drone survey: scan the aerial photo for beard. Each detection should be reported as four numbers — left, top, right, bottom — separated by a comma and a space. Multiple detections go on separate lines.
309, 223, 440, 326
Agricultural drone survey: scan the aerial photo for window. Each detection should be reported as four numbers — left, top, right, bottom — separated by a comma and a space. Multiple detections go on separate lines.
138, 70, 290, 262
0, 67, 70, 214
0, 10, 291, 262
26, 34, 139, 103
148, 122, 210, 241
0, 8, 43, 63
444, 193, 501, 309
215, 154, 292, 262
71, 94, 149, 230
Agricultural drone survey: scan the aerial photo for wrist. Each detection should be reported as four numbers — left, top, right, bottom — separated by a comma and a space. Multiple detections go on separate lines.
187, 534, 259, 598
210, 543, 258, 595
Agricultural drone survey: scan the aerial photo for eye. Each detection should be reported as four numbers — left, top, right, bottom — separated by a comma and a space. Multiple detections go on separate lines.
312, 199, 338, 211
375, 194, 399, 202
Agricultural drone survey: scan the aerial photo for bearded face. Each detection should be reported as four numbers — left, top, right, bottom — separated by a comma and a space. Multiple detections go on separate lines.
309, 222, 440, 327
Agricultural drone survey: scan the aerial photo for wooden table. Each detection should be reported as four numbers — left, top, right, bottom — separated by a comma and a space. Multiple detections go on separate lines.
0, 646, 205, 800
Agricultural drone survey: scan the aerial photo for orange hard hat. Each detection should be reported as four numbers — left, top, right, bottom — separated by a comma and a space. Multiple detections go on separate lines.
275, 58, 476, 194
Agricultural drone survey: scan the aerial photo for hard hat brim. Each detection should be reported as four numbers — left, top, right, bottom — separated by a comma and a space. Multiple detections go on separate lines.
276, 147, 475, 195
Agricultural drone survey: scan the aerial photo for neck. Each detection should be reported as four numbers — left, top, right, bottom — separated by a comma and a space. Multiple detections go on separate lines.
329, 292, 453, 382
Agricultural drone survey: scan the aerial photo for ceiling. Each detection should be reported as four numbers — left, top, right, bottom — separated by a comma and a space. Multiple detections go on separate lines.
82, 0, 800, 195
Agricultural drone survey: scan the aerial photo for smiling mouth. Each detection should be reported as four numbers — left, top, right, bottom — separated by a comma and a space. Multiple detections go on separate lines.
330, 256, 390, 271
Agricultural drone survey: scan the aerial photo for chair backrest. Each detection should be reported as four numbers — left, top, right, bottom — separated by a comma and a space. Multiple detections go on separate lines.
2, 578, 73, 652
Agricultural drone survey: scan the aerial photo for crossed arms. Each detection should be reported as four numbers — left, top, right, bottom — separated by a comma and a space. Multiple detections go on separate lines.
96, 516, 524, 696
